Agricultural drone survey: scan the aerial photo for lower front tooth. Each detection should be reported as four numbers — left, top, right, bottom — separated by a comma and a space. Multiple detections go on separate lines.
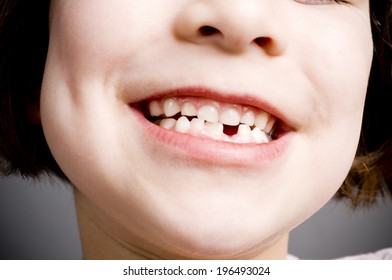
235, 124, 252, 143
190, 118, 205, 133
238, 124, 251, 137
175, 116, 191, 133
251, 127, 270, 143
160, 118, 176, 130
205, 122, 224, 137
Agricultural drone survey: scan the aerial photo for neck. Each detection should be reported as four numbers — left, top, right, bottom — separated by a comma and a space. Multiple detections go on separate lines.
75, 189, 289, 260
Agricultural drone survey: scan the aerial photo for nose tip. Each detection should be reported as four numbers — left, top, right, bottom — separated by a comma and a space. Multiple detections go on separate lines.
174, 1, 287, 55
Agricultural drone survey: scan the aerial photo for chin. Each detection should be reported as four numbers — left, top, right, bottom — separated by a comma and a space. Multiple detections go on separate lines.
153, 221, 283, 259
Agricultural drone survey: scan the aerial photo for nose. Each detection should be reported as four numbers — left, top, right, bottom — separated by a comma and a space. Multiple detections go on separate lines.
174, 0, 288, 55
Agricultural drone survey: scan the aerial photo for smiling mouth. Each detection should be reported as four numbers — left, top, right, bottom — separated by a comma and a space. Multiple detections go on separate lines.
140, 96, 282, 144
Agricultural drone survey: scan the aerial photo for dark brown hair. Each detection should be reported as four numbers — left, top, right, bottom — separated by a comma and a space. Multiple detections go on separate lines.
338, 0, 392, 207
1, 0, 391, 206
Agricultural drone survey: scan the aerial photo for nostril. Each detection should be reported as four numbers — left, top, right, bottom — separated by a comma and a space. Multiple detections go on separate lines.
254, 37, 271, 48
199, 25, 221, 36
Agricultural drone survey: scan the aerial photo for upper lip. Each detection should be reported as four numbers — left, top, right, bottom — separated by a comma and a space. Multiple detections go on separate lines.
127, 86, 296, 132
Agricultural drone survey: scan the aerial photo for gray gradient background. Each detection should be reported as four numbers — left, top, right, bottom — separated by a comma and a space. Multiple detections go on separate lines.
0, 174, 391, 260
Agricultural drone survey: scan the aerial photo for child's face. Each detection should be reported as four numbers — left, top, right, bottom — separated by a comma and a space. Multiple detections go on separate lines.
41, 0, 373, 258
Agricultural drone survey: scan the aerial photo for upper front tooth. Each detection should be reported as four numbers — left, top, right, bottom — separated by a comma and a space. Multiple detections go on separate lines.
241, 110, 255, 126
220, 108, 240, 126
149, 100, 163, 117
181, 102, 197, 116
163, 98, 181, 117
197, 105, 219, 123
254, 111, 269, 130
265, 116, 277, 133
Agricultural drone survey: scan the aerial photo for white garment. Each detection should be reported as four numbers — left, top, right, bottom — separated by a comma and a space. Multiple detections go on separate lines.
288, 248, 392, 260
337, 248, 392, 260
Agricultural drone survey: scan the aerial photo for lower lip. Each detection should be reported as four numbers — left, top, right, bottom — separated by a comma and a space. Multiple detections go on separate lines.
130, 107, 293, 167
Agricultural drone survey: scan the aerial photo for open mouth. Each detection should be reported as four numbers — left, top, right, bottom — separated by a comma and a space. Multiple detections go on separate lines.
140, 96, 282, 144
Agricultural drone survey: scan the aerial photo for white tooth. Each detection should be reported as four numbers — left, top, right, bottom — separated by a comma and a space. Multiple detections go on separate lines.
251, 127, 263, 143
241, 110, 255, 126
220, 108, 240, 126
265, 116, 277, 133
238, 124, 251, 136
261, 131, 271, 143
205, 122, 224, 137
149, 100, 163, 117
163, 98, 181, 117
254, 111, 269, 130
236, 124, 252, 143
175, 116, 191, 133
251, 127, 270, 143
160, 118, 176, 130
181, 102, 197, 117
190, 118, 205, 133
197, 105, 219, 123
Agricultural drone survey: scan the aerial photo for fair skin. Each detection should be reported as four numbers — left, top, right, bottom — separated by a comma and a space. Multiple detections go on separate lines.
40, 0, 373, 259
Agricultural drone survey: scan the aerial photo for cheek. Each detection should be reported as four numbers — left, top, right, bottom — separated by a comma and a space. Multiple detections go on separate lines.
50, 0, 176, 80
296, 14, 373, 130
281, 12, 374, 217
309, 27, 373, 180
